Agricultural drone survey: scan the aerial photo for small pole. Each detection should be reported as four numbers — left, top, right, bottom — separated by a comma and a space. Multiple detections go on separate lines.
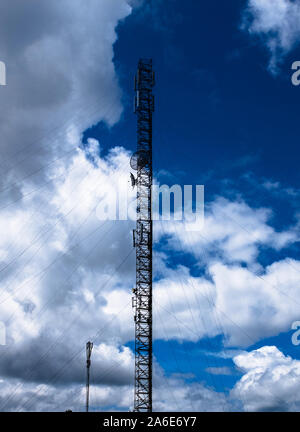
86, 341, 93, 412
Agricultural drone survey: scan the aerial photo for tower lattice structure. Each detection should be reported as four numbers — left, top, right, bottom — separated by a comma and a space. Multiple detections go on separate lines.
132, 59, 155, 412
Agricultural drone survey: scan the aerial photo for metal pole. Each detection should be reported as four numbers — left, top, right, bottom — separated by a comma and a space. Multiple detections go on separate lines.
86, 341, 93, 412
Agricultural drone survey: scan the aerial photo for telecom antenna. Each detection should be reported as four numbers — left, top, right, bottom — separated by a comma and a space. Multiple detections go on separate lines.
131, 59, 155, 412
86, 341, 93, 412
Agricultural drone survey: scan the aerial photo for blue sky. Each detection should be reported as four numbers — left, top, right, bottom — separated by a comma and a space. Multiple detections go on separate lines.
1, 0, 300, 412
83, 0, 300, 410
87, 0, 300, 188
85, 0, 300, 237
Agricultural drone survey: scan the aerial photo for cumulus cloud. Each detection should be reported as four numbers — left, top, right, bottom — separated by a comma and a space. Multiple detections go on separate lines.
0, 138, 140, 411
0, 139, 138, 375
232, 346, 300, 411
0, 0, 139, 412
0, 365, 229, 412
0, 378, 134, 412
153, 373, 229, 412
153, 256, 300, 347
0, 0, 130, 192
241, 0, 300, 73
157, 197, 299, 266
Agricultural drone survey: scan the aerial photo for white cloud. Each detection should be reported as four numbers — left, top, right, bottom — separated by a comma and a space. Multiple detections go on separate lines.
205, 367, 234, 376
0, 364, 229, 412
153, 257, 300, 347
232, 346, 300, 411
0, 140, 138, 373
0, 0, 140, 411
153, 374, 229, 412
242, 0, 300, 73
157, 197, 299, 266
0, 378, 134, 412
0, 0, 130, 193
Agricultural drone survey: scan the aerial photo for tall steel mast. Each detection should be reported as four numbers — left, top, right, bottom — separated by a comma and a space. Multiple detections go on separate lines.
131, 59, 155, 412
86, 341, 93, 412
